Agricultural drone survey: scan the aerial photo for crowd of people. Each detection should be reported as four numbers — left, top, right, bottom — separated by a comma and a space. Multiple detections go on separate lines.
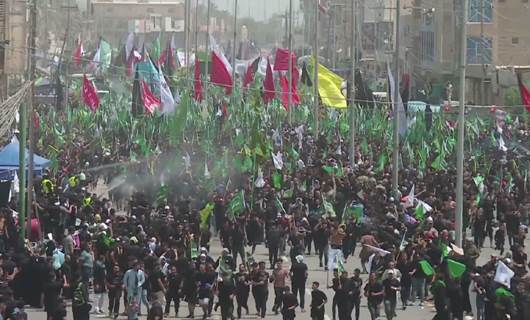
0, 102, 527, 320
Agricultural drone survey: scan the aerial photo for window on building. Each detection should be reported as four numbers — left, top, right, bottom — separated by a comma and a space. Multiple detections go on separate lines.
420, 31, 435, 64
466, 36, 492, 64
468, 0, 492, 23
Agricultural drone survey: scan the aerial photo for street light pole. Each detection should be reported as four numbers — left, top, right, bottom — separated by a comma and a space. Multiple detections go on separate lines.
456, 0, 469, 248
288, 0, 293, 123
391, 0, 401, 195
314, 0, 320, 136
232, 0, 238, 100
349, 0, 357, 164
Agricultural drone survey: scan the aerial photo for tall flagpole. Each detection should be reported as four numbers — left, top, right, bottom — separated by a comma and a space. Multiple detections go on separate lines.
456, 0, 469, 248
313, 0, 320, 136
349, 0, 357, 164
205, 0, 210, 101
391, 0, 401, 195
287, 0, 293, 123
232, 0, 238, 99
194, 0, 199, 57
185, 0, 190, 85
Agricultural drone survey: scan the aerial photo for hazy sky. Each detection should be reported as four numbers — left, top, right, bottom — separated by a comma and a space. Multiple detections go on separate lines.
213, 0, 301, 21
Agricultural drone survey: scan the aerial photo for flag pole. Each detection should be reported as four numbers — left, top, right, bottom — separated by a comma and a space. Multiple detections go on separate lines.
185, 0, 190, 84
205, 0, 210, 101
349, 0, 357, 164
313, 0, 320, 136
455, 0, 469, 248
287, 0, 293, 123
391, 0, 401, 195
232, 0, 238, 103
194, 0, 199, 59
26, 0, 37, 240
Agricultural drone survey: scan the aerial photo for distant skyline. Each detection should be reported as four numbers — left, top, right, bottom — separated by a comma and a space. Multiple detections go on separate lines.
212, 0, 301, 21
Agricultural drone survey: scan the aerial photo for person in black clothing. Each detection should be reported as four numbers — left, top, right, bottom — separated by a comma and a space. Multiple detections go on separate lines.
281, 286, 298, 320
290, 255, 308, 312
335, 271, 352, 320
310, 281, 327, 320
329, 270, 341, 320
382, 270, 400, 320
218, 278, 236, 320
364, 273, 384, 320
230, 223, 246, 269
267, 224, 282, 269
43, 272, 63, 320
313, 220, 329, 268
234, 264, 250, 318
251, 262, 269, 319
396, 252, 412, 309
349, 268, 362, 320
106, 264, 123, 319
164, 265, 182, 317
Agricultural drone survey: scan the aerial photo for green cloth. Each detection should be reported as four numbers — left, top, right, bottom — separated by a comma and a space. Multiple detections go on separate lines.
227, 191, 245, 220
322, 198, 336, 218
419, 260, 434, 276
200, 203, 214, 229
447, 259, 466, 279
415, 204, 425, 222
495, 287, 515, 303
272, 171, 282, 189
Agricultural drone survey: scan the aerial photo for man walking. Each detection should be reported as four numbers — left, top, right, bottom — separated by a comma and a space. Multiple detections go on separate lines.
310, 282, 327, 320
290, 255, 308, 313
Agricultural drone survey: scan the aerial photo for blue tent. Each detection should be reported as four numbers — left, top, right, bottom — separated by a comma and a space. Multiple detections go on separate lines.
0, 138, 50, 180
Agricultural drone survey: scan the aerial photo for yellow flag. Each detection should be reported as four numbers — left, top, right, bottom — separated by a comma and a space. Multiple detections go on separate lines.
313, 59, 347, 108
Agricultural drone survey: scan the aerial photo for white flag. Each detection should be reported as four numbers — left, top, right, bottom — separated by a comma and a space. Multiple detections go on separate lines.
494, 261, 514, 289
404, 184, 415, 208
88, 47, 101, 73
387, 63, 408, 136
204, 162, 210, 179
255, 168, 265, 188
158, 69, 175, 114
125, 32, 134, 61
272, 152, 283, 170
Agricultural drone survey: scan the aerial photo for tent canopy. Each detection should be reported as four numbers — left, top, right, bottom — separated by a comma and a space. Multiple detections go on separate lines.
0, 138, 50, 179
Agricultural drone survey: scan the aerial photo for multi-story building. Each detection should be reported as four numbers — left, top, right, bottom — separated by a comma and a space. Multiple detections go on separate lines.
89, 0, 185, 45
408, 0, 530, 105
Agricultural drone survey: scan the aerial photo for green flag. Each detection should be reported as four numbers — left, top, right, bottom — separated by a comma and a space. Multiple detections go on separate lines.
447, 259, 466, 279
190, 240, 199, 258
343, 203, 364, 223
227, 191, 245, 220
441, 243, 451, 258
376, 153, 387, 173
151, 36, 161, 62
419, 260, 434, 276
275, 196, 287, 214
199, 203, 214, 229
322, 197, 336, 218
337, 255, 346, 274
272, 171, 283, 189
99, 40, 112, 72
415, 204, 425, 222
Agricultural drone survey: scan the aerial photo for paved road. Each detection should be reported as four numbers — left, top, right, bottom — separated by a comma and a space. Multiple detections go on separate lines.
26, 235, 517, 320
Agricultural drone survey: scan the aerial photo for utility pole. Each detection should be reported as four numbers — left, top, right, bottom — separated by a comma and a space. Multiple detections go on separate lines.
480, 0, 486, 105
205, 0, 210, 101
185, 0, 190, 83
391, 0, 401, 195
232, 0, 238, 98
349, 0, 357, 164
456, 0, 469, 248
194, 0, 199, 58
288, 0, 293, 123
314, 0, 320, 136
20, 0, 37, 241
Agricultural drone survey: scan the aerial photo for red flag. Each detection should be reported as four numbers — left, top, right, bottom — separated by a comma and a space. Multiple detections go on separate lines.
194, 60, 203, 102
516, 73, 530, 114
82, 75, 100, 112
158, 50, 167, 66
32, 112, 40, 133
263, 58, 275, 104
274, 48, 296, 71
279, 68, 300, 110
243, 57, 261, 89
73, 42, 84, 66
211, 51, 233, 95
140, 80, 160, 114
